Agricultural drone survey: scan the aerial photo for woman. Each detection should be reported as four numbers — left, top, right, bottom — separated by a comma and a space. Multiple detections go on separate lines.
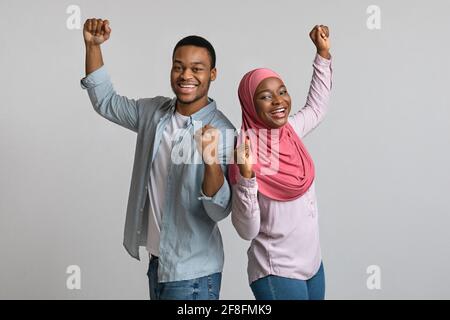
229, 25, 333, 300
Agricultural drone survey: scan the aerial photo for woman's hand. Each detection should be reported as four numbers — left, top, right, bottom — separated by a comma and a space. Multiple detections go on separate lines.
235, 137, 254, 179
310, 25, 331, 59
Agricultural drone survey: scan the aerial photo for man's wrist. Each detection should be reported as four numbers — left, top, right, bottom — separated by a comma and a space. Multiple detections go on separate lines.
204, 161, 221, 170
85, 43, 101, 50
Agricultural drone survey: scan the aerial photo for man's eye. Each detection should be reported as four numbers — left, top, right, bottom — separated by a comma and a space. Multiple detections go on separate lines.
173, 66, 182, 71
192, 68, 203, 72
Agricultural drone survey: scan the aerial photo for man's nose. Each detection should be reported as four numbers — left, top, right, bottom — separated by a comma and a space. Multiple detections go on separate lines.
180, 68, 193, 80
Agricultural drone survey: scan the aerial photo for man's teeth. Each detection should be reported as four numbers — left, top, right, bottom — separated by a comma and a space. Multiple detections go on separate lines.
179, 84, 197, 88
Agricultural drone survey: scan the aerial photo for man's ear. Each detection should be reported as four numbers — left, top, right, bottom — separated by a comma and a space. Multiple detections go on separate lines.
210, 67, 217, 81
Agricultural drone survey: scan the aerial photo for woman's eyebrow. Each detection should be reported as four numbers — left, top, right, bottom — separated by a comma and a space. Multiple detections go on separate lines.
255, 85, 286, 96
255, 88, 271, 95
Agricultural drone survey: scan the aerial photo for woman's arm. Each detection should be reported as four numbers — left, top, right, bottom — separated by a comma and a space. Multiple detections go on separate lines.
231, 173, 261, 241
231, 138, 260, 240
289, 25, 333, 138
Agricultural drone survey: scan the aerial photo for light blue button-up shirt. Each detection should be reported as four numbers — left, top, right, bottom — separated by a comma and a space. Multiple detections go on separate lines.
80, 66, 236, 282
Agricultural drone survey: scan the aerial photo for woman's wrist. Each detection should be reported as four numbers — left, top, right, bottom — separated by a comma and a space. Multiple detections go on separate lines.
317, 49, 331, 60
239, 169, 254, 179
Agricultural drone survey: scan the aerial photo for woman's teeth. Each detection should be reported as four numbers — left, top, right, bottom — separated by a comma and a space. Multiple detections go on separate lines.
270, 108, 286, 119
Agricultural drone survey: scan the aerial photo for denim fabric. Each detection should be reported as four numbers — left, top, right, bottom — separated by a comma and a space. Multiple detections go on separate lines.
147, 255, 222, 300
250, 262, 325, 300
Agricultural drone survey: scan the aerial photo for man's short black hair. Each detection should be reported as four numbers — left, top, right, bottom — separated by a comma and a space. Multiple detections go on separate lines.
172, 35, 216, 69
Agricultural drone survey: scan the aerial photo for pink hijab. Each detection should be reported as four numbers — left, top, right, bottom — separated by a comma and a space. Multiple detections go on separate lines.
229, 68, 315, 201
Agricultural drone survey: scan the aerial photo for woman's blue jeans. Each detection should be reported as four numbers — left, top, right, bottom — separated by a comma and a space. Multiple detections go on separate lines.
250, 262, 325, 300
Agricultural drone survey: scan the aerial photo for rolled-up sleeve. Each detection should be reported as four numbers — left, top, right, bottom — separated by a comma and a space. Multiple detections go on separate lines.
198, 173, 231, 222
80, 65, 109, 89
80, 66, 139, 132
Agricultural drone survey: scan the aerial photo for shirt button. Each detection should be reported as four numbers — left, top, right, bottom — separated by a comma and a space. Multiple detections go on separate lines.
137, 230, 141, 234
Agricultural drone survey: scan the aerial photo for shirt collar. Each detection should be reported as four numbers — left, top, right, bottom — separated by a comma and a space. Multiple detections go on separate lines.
189, 98, 216, 123
165, 97, 217, 126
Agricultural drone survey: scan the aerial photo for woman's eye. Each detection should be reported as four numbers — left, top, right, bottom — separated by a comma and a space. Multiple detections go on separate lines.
262, 95, 272, 100
280, 89, 287, 95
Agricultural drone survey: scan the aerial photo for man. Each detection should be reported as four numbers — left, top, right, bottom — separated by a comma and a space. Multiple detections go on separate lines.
80, 18, 235, 300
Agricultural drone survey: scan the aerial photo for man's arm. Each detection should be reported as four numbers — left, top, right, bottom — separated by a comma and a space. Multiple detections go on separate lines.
195, 125, 225, 197
202, 163, 224, 197
85, 44, 104, 76
84, 18, 110, 75
81, 18, 139, 132
195, 125, 233, 222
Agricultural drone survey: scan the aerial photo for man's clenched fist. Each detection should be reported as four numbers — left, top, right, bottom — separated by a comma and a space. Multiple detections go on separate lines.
194, 125, 221, 165
83, 18, 111, 46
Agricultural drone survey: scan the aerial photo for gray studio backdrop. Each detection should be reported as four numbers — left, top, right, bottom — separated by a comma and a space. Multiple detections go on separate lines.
1, 0, 449, 299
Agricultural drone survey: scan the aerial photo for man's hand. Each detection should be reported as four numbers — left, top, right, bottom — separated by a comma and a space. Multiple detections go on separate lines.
234, 136, 254, 179
310, 25, 331, 59
194, 125, 220, 165
195, 125, 225, 197
84, 18, 111, 47
83, 18, 110, 75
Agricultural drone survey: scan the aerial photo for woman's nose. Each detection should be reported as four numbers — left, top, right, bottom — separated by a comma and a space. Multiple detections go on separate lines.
272, 95, 283, 105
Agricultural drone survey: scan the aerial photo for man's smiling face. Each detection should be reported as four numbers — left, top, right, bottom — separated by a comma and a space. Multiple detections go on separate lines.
170, 45, 216, 113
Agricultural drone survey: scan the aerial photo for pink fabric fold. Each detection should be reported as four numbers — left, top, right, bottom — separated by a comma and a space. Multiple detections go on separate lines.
229, 68, 315, 201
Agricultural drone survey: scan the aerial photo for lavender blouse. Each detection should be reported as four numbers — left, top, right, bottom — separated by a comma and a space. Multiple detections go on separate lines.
231, 53, 333, 284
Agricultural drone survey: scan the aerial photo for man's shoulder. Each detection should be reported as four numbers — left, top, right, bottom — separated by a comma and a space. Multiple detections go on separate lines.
211, 108, 236, 131
138, 96, 173, 108
137, 96, 174, 120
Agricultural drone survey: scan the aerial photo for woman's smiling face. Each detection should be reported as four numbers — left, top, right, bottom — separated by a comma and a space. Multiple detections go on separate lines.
253, 77, 291, 129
